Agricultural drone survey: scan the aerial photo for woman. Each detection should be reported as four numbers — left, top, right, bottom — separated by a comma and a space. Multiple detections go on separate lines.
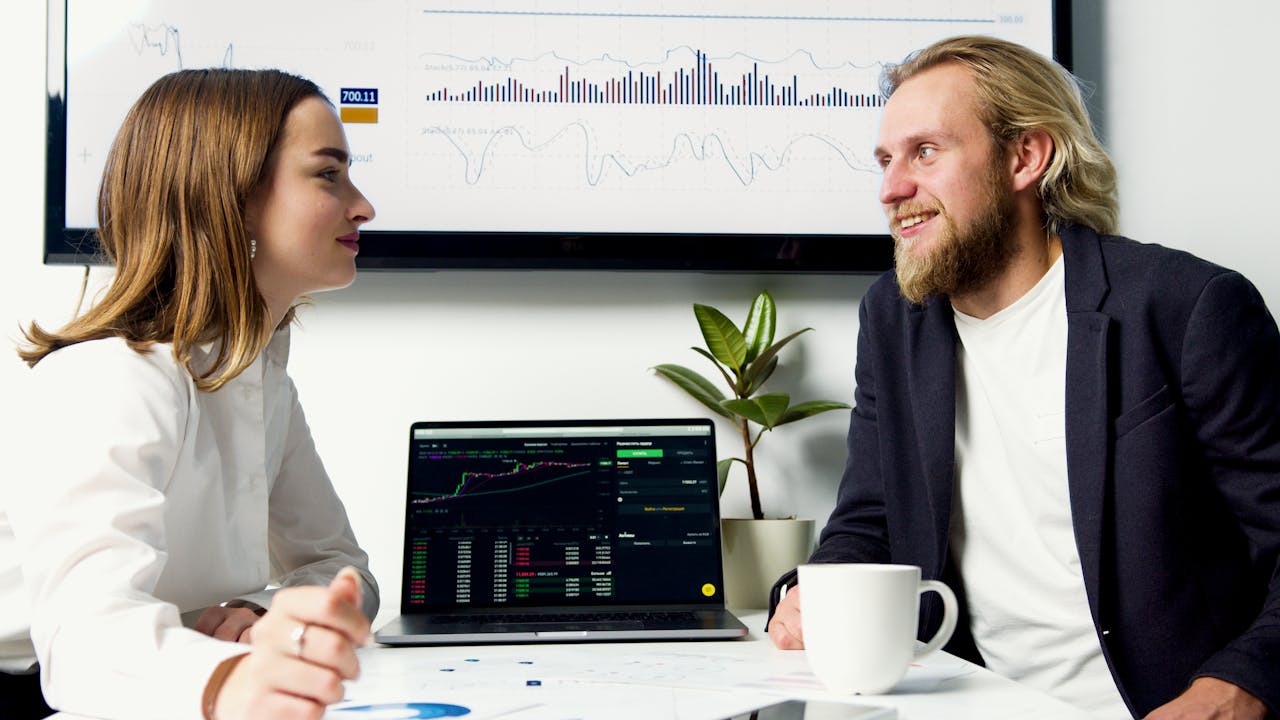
1, 68, 378, 719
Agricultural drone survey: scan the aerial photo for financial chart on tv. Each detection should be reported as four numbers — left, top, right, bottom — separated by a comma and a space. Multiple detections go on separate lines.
58, 1, 1056, 259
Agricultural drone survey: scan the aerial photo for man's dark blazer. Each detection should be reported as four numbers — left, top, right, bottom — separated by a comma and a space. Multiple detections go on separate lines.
799, 225, 1280, 717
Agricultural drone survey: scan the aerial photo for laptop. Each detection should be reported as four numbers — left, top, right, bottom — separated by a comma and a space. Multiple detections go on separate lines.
375, 418, 748, 645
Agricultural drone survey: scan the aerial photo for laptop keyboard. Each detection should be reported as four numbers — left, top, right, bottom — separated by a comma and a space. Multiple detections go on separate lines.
428, 610, 699, 625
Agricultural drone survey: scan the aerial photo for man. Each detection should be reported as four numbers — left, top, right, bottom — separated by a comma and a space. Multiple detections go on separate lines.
766, 36, 1279, 720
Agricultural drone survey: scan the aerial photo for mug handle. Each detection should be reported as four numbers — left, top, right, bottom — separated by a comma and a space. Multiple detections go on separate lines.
914, 579, 959, 660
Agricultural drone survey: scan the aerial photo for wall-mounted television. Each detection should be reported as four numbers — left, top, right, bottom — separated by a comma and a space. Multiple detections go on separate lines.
45, 1, 1070, 272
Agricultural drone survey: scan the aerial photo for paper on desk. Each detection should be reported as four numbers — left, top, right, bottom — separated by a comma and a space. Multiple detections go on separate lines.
461, 682, 780, 720
329, 651, 779, 720
537, 647, 977, 696
761, 650, 980, 696
330, 676, 775, 720
329, 646, 974, 718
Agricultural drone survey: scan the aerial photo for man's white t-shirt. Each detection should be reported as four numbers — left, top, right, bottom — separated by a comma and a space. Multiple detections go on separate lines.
951, 256, 1130, 718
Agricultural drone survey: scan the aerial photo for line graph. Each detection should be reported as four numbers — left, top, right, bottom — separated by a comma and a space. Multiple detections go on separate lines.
125, 22, 235, 69
425, 121, 870, 187
412, 460, 592, 504
408, 453, 611, 530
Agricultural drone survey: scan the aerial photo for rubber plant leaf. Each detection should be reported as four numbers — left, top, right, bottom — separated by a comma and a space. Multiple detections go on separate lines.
743, 356, 779, 397
717, 457, 743, 495
651, 364, 734, 420
722, 392, 791, 429
694, 303, 747, 372
776, 400, 852, 427
741, 291, 776, 364
691, 347, 738, 391
749, 327, 813, 380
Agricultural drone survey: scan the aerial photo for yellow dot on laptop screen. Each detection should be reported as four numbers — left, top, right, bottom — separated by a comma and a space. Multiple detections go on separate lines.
702, 583, 716, 597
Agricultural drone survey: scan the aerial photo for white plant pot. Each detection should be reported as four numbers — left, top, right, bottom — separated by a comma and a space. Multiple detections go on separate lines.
720, 518, 815, 610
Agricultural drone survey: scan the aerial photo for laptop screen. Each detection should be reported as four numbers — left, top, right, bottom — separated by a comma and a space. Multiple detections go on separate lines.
400, 419, 725, 612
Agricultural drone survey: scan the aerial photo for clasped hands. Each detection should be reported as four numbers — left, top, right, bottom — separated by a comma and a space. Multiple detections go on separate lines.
194, 567, 371, 720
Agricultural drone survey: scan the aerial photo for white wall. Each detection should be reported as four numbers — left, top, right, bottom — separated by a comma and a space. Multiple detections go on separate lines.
3, 2, 1277, 629
1072, 1, 1280, 302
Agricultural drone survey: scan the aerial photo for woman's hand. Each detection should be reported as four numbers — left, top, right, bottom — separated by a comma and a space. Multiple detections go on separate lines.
208, 567, 371, 719
194, 606, 262, 643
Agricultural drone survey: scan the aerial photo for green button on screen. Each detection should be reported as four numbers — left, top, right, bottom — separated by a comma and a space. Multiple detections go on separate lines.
617, 449, 663, 458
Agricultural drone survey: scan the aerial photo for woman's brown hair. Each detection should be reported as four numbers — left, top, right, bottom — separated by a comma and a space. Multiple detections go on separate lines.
19, 68, 325, 391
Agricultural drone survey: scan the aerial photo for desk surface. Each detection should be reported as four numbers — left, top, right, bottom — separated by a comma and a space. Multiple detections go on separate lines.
53, 612, 1094, 720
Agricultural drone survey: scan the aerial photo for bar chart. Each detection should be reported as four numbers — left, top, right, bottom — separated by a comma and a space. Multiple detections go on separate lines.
425, 49, 885, 109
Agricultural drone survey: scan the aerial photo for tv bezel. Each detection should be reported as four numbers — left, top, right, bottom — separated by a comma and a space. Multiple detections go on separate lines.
43, 1, 1071, 272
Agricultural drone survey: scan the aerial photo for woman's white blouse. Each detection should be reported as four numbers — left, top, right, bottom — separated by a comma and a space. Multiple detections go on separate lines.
0, 328, 378, 720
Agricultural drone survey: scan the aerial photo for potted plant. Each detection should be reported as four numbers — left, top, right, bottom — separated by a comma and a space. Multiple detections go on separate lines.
653, 290, 849, 607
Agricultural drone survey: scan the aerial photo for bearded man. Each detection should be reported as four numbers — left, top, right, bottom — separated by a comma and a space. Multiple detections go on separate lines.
766, 36, 1280, 720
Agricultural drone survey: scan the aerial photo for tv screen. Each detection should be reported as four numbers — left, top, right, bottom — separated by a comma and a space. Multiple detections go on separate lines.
45, 1, 1069, 271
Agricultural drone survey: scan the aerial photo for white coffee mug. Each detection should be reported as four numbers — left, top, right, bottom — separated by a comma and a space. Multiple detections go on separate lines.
797, 563, 958, 694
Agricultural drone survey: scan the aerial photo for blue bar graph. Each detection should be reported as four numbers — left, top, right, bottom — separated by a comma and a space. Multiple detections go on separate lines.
423, 49, 883, 108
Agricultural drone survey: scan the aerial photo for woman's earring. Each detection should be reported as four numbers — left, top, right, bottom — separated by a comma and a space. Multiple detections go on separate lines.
250, 237, 257, 260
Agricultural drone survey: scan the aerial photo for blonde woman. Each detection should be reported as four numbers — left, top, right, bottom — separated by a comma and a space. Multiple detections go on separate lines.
1, 68, 378, 719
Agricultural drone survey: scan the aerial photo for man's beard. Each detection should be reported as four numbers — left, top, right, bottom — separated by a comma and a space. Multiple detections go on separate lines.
892, 162, 1017, 306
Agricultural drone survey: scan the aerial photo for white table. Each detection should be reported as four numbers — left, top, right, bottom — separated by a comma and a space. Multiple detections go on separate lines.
51, 612, 1093, 719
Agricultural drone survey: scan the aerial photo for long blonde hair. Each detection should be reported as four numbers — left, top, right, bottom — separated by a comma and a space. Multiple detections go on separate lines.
20, 69, 325, 391
882, 35, 1118, 236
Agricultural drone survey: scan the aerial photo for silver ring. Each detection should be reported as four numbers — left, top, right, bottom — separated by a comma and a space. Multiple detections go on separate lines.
290, 623, 308, 658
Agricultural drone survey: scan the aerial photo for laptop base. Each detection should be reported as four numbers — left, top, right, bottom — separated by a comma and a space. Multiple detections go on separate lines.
375, 606, 748, 645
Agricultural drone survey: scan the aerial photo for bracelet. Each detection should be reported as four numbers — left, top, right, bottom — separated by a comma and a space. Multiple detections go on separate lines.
202, 653, 248, 720
223, 599, 268, 616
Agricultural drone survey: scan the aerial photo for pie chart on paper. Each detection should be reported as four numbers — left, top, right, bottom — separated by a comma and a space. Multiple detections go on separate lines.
327, 702, 471, 718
